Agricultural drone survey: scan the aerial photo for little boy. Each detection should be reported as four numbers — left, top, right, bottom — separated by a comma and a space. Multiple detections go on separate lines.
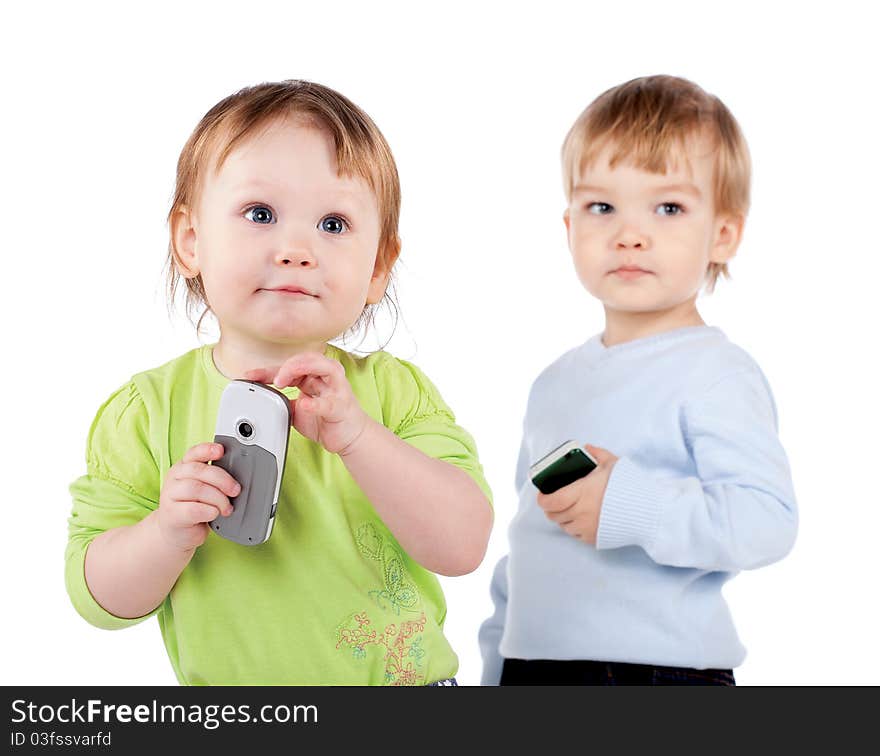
479, 75, 797, 685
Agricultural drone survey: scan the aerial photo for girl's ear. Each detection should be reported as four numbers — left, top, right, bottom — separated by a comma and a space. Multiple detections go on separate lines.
366, 236, 401, 304
171, 205, 200, 278
710, 212, 745, 265
366, 269, 390, 305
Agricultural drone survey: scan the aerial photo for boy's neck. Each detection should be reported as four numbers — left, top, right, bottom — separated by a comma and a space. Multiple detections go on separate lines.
601, 300, 705, 348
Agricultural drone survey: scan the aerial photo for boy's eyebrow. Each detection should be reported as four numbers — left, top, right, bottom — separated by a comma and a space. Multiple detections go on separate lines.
654, 182, 703, 199
573, 182, 703, 199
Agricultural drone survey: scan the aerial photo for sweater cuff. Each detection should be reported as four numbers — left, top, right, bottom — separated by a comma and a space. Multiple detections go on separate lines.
596, 456, 663, 551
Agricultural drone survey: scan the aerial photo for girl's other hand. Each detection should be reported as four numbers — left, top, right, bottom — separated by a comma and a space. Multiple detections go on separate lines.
244, 353, 368, 455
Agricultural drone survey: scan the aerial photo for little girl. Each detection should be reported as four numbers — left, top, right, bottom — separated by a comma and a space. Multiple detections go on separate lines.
66, 79, 493, 686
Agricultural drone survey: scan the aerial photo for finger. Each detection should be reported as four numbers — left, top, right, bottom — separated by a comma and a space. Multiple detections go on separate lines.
536, 486, 577, 513
178, 501, 225, 524
242, 367, 280, 384
536, 491, 560, 512
171, 479, 233, 516
181, 442, 225, 464
274, 353, 344, 388
294, 393, 339, 418
274, 358, 345, 388
273, 353, 326, 387
559, 519, 581, 535
297, 374, 336, 400
544, 506, 576, 524
175, 461, 242, 499
584, 444, 612, 465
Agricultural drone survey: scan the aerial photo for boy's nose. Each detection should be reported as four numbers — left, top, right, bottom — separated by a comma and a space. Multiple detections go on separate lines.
613, 227, 648, 250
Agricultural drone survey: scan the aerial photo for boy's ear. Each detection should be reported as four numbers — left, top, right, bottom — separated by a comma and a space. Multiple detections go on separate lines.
366, 235, 401, 304
562, 208, 574, 251
710, 212, 745, 265
171, 204, 200, 279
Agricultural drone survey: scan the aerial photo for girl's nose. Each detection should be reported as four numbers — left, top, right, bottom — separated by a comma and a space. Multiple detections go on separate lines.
276, 246, 317, 267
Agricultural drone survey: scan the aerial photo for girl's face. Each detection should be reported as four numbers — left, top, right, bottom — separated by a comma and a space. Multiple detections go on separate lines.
175, 116, 388, 349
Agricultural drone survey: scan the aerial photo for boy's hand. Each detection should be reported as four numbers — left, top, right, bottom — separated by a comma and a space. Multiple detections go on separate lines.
157, 442, 240, 551
536, 444, 619, 545
243, 352, 368, 455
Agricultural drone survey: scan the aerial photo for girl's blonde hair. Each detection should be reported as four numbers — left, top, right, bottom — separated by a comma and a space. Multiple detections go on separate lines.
165, 79, 402, 340
561, 75, 751, 293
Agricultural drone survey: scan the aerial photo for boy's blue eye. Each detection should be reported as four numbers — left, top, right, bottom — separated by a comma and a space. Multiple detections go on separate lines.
656, 202, 684, 216
320, 215, 348, 234
587, 202, 613, 215
244, 205, 275, 224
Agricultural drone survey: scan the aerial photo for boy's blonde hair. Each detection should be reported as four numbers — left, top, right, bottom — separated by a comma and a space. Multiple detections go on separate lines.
165, 79, 402, 337
561, 75, 751, 292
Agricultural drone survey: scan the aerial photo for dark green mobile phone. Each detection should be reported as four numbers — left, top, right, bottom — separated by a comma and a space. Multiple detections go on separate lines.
529, 440, 598, 494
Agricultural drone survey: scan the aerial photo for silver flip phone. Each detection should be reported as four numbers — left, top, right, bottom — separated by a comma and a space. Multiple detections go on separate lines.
210, 379, 291, 546
529, 440, 598, 494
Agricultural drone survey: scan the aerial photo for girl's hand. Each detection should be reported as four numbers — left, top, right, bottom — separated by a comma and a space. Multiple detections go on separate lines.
157, 442, 240, 551
243, 352, 368, 455
535, 444, 619, 545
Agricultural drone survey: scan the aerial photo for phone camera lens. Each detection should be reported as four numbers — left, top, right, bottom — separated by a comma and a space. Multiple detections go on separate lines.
238, 421, 253, 438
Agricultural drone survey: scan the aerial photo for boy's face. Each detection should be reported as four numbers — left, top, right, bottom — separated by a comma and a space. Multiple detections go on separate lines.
563, 134, 742, 318
172, 116, 389, 348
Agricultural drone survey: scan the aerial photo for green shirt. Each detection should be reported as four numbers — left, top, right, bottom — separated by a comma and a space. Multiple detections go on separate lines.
66, 343, 492, 685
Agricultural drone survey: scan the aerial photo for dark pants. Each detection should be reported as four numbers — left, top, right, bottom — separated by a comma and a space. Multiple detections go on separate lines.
426, 677, 458, 686
500, 658, 735, 686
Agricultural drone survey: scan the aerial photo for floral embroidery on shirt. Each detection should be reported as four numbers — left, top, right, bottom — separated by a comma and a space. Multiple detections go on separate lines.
335, 522, 429, 684
408, 636, 425, 668
355, 522, 419, 615
336, 610, 428, 686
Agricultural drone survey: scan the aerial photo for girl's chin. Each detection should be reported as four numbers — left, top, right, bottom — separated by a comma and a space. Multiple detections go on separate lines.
232, 318, 321, 341
263, 319, 346, 341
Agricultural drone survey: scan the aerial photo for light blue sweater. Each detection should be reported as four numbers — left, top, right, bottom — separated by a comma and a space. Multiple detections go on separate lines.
479, 325, 797, 684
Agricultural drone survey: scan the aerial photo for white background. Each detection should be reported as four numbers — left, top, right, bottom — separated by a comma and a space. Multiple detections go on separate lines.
3, 0, 878, 686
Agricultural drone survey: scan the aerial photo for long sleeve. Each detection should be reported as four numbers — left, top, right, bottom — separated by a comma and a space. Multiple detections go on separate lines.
478, 554, 509, 685
66, 381, 163, 630
596, 368, 798, 571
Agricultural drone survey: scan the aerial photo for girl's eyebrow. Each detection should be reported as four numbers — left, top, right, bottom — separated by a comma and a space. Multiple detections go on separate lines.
234, 178, 273, 189
231, 178, 372, 205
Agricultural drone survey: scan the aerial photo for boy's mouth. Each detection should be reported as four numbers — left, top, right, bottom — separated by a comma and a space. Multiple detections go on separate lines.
610, 266, 653, 279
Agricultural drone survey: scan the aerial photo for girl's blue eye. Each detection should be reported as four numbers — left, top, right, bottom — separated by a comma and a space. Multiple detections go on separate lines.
244, 205, 275, 224
656, 202, 684, 216
587, 202, 613, 215
320, 215, 348, 234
